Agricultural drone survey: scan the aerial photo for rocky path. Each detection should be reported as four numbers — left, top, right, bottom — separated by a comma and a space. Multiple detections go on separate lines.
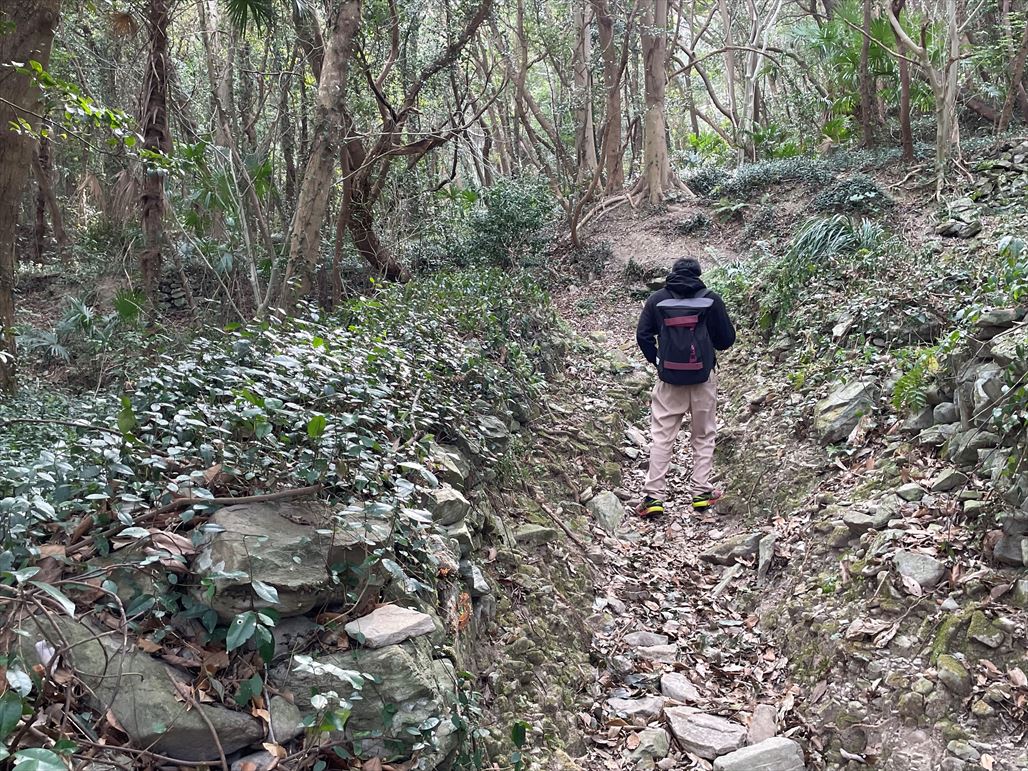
559, 279, 808, 770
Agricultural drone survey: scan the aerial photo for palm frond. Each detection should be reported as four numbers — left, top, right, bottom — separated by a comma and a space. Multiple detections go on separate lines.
223, 0, 277, 32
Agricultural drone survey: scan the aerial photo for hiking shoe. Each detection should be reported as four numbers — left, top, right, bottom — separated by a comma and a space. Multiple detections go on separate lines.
636, 496, 665, 518
692, 489, 724, 510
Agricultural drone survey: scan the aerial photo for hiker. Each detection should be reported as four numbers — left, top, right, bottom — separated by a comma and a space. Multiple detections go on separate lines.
635, 257, 736, 517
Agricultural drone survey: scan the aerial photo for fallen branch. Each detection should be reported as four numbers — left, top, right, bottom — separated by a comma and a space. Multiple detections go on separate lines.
529, 485, 589, 551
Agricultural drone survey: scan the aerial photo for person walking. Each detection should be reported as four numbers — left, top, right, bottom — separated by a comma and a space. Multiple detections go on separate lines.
635, 257, 736, 517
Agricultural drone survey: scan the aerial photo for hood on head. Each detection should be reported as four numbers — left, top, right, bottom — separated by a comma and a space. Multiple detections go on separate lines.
665, 258, 705, 296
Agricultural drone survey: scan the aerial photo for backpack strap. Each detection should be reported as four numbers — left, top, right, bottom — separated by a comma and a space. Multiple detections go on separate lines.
695, 288, 711, 299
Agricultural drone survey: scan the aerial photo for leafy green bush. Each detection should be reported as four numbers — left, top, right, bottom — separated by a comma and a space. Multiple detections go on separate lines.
717, 158, 834, 200
467, 178, 556, 267
812, 175, 895, 215
683, 165, 729, 198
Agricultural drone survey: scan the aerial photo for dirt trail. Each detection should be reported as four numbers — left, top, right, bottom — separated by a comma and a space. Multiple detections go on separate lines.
555, 261, 807, 769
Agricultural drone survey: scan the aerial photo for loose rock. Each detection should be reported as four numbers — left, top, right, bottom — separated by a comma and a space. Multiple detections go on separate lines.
701, 533, 762, 565
607, 695, 666, 724
587, 490, 626, 534
665, 708, 746, 760
344, 604, 437, 648
712, 737, 806, 771
747, 703, 778, 744
625, 631, 670, 648
893, 550, 947, 590
660, 672, 700, 703
814, 381, 876, 444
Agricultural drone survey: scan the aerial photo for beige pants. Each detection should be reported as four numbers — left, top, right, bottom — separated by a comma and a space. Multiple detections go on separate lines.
642, 371, 718, 499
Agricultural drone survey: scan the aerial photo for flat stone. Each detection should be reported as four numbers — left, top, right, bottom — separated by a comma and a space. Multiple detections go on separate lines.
269, 695, 304, 743
665, 708, 746, 760
461, 562, 491, 597
587, 490, 626, 534
423, 485, 471, 526
967, 610, 1005, 648
636, 644, 678, 663
513, 524, 558, 545
757, 533, 777, 583
625, 631, 670, 648
660, 672, 701, 703
701, 533, 762, 565
344, 605, 436, 648
893, 550, 947, 590
917, 423, 959, 448
428, 442, 472, 487
903, 407, 935, 432
607, 695, 666, 723
1000, 510, 1028, 535
937, 654, 972, 697
747, 703, 778, 744
843, 508, 891, 534
897, 483, 925, 502
713, 737, 806, 771
931, 469, 968, 493
948, 740, 981, 762
947, 430, 1001, 466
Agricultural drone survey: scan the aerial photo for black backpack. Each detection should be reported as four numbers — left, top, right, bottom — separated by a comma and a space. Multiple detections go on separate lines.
655, 289, 716, 385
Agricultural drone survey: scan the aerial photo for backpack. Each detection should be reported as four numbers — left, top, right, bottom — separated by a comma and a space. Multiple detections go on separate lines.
655, 289, 716, 385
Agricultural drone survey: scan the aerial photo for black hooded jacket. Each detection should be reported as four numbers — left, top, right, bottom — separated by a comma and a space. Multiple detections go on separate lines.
636, 265, 736, 368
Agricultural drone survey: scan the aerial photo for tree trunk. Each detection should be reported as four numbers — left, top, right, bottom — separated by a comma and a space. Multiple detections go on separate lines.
0, 0, 61, 392
859, 0, 874, 146
636, 0, 684, 204
140, 0, 172, 305
573, 1, 598, 183
936, 0, 961, 196
591, 0, 624, 192
892, 0, 914, 160
33, 133, 66, 261
716, 0, 740, 145
999, 18, 1028, 131
281, 0, 362, 305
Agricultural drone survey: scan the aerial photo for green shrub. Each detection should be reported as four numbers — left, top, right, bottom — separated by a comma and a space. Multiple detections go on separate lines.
467, 178, 556, 267
683, 165, 729, 197
812, 175, 895, 215
717, 158, 834, 199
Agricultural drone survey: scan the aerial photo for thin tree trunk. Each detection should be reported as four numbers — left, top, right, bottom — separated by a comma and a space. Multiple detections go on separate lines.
591, 0, 624, 192
0, 0, 61, 391
33, 134, 66, 261
891, 0, 915, 161
999, 18, 1028, 131
573, 1, 599, 183
140, 0, 172, 305
716, 0, 740, 143
859, 0, 875, 146
280, 0, 362, 305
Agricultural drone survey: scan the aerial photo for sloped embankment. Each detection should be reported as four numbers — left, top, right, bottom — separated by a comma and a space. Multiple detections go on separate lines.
0, 269, 649, 770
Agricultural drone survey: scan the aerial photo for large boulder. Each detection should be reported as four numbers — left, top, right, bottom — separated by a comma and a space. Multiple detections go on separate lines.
273, 639, 458, 763
945, 429, 1001, 466
814, 381, 876, 443
21, 616, 263, 761
194, 502, 392, 621
990, 325, 1028, 374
